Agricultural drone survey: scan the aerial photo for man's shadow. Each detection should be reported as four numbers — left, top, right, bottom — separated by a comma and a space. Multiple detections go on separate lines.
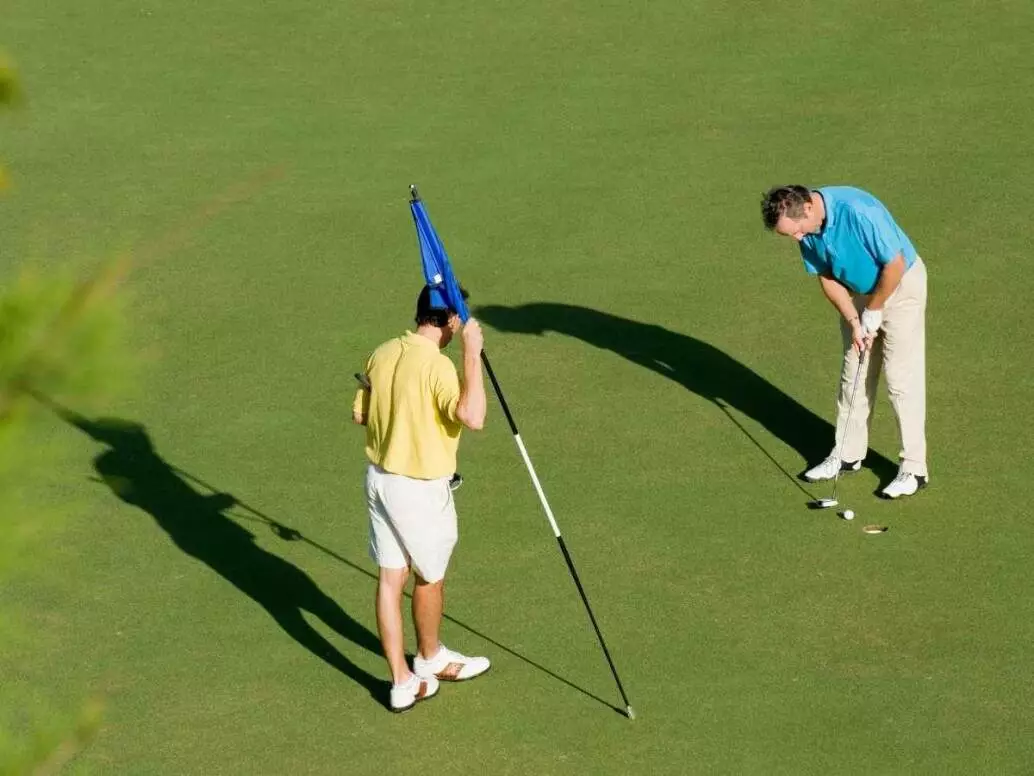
476, 303, 896, 485
55, 407, 388, 703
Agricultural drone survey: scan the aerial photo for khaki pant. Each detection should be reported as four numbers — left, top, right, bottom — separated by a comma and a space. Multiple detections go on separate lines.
835, 257, 928, 476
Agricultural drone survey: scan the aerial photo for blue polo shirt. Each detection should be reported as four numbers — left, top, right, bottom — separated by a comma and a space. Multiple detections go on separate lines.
800, 186, 918, 294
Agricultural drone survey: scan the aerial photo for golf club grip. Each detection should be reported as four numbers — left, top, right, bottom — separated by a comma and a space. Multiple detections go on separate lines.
480, 351, 519, 435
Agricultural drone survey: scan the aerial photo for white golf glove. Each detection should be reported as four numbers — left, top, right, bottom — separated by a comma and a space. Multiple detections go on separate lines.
861, 308, 883, 337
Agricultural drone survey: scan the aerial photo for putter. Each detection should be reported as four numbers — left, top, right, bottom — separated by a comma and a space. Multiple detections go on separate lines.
808, 345, 868, 510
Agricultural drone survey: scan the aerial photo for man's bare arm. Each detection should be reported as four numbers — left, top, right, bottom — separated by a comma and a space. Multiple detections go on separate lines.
866, 254, 906, 311
455, 320, 486, 431
819, 275, 864, 352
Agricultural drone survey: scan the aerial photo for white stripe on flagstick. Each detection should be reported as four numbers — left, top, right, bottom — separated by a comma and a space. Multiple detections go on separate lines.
512, 434, 562, 538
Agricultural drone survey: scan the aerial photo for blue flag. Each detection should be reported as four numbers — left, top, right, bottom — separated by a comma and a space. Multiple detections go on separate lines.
410, 189, 470, 323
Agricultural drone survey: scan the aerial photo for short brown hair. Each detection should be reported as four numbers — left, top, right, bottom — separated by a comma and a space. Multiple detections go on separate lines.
414, 285, 470, 327
760, 185, 811, 230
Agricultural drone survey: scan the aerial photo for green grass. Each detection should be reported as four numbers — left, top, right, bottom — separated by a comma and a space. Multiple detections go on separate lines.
4, 0, 1034, 773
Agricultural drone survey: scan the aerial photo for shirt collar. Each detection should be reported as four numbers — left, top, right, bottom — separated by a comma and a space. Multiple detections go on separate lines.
403, 330, 440, 351
818, 188, 835, 234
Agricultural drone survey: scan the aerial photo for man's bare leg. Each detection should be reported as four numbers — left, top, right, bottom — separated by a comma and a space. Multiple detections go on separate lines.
412, 574, 444, 661
376, 566, 411, 684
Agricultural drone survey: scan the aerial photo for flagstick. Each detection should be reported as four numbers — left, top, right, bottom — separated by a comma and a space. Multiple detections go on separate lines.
479, 350, 635, 720
406, 184, 632, 717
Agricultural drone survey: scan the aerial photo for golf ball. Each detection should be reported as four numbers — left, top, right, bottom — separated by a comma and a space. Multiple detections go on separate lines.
841, 509, 855, 520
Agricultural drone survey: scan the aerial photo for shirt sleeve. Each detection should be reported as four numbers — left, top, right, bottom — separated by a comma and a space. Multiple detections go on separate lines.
799, 241, 824, 276
855, 209, 902, 265
431, 356, 461, 423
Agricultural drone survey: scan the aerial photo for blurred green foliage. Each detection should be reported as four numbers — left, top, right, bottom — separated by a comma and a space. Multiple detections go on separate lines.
0, 53, 20, 190
1, 52, 128, 775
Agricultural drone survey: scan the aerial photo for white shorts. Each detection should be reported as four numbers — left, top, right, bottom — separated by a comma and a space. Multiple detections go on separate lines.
365, 464, 458, 583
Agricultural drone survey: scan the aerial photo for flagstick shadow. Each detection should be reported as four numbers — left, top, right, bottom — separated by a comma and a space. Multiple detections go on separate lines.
190, 475, 626, 717
475, 302, 898, 486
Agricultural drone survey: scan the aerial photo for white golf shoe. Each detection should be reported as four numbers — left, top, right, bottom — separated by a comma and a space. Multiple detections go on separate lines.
880, 471, 928, 499
803, 454, 862, 482
389, 672, 439, 713
414, 645, 491, 683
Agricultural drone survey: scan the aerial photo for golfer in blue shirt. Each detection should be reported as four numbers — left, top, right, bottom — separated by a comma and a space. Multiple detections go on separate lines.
761, 185, 928, 499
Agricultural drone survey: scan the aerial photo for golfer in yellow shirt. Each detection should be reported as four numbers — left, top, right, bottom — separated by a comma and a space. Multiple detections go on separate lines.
352, 286, 490, 712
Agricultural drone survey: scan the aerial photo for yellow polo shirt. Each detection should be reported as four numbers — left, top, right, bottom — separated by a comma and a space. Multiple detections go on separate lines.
353, 331, 462, 480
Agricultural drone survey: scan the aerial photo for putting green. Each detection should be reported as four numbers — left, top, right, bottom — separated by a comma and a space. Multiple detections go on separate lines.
3, 1, 1034, 773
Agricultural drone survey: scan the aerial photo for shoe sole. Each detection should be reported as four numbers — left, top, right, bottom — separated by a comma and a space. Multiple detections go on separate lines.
878, 482, 928, 500
389, 684, 439, 713
390, 693, 437, 713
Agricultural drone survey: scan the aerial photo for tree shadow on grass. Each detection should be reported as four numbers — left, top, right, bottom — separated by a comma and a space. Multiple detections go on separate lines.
53, 406, 388, 706
475, 302, 897, 488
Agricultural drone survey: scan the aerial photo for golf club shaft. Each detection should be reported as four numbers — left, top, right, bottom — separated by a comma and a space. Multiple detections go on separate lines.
480, 350, 634, 714
830, 346, 867, 502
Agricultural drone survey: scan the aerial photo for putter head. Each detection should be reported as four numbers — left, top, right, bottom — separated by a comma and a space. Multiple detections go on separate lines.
807, 498, 839, 510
